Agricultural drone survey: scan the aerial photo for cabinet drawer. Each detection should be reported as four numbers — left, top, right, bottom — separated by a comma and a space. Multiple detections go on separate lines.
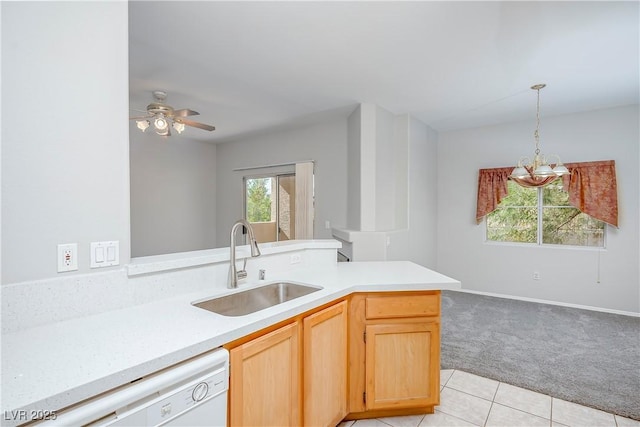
365, 293, 439, 319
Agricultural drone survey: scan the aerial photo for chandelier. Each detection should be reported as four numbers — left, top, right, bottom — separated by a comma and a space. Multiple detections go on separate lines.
510, 84, 569, 186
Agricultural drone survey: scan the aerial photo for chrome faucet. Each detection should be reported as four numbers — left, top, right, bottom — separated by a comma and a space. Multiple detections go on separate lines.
228, 219, 261, 288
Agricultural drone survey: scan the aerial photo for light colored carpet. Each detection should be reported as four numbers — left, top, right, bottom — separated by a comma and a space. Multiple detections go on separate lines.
440, 290, 640, 420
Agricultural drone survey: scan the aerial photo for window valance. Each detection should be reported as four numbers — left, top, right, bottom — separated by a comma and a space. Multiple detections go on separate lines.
476, 160, 618, 227
475, 167, 511, 224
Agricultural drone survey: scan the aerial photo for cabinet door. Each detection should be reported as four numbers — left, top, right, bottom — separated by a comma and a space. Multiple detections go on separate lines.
303, 301, 348, 427
365, 322, 439, 410
230, 322, 300, 426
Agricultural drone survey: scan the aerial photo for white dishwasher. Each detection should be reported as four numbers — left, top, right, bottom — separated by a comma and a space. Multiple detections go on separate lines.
39, 348, 229, 427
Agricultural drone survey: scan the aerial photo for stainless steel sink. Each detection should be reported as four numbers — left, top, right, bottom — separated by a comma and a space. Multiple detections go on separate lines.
192, 282, 323, 316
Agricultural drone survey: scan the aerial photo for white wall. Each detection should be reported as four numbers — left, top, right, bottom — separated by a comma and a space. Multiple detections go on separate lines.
215, 118, 348, 247
344, 107, 436, 266
346, 104, 409, 234
347, 105, 362, 231
1, 2, 129, 284
359, 104, 377, 231
130, 132, 217, 257
437, 105, 640, 313
408, 118, 438, 268
393, 115, 409, 230
374, 106, 396, 230
386, 116, 438, 268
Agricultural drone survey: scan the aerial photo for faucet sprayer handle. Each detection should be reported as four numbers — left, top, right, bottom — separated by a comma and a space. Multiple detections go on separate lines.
250, 238, 261, 257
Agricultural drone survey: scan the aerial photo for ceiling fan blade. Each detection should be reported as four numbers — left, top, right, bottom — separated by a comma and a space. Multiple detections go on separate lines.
129, 115, 153, 120
177, 118, 216, 131
172, 109, 199, 117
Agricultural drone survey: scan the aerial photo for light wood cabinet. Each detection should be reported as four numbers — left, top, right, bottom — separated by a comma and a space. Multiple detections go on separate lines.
348, 291, 441, 419
229, 322, 301, 426
227, 300, 348, 427
365, 322, 439, 410
303, 300, 348, 426
226, 291, 440, 425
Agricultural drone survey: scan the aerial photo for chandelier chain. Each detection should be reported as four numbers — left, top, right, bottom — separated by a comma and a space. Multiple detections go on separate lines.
534, 86, 541, 155
510, 83, 568, 183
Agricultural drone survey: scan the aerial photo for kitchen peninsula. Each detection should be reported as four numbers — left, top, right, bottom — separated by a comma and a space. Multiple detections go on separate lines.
2, 240, 460, 426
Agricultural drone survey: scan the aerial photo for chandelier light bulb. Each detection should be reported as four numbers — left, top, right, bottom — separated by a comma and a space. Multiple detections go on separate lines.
533, 164, 555, 177
511, 166, 529, 179
553, 163, 570, 176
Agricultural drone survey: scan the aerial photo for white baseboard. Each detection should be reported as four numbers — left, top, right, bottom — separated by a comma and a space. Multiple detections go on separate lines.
450, 289, 640, 318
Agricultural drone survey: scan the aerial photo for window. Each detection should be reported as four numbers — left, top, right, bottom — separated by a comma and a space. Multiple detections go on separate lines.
246, 177, 275, 224
244, 174, 296, 244
486, 180, 605, 247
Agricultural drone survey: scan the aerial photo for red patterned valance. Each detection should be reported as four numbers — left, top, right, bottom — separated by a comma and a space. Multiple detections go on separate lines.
562, 160, 618, 227
476, 160, 618, 227
475, 167, 511, 223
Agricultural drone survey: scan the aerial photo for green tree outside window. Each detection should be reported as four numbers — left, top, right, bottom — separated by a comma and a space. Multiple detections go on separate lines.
487, 180, 604, 247
246, 178, 273, 223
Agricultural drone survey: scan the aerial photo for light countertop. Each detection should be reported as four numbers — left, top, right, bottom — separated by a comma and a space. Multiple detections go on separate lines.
1, 261, 460, 422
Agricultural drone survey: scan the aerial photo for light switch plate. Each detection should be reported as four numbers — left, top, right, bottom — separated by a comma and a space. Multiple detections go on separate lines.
91, 241, 119, 268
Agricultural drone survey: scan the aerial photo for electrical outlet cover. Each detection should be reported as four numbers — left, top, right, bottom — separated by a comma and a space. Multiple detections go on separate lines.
57, 243, 78, 272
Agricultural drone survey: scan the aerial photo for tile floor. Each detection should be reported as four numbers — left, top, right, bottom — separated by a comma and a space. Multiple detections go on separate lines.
338, 369, 640, 427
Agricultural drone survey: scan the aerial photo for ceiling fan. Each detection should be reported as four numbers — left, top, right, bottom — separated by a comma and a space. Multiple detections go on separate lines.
130, 90, 215, 136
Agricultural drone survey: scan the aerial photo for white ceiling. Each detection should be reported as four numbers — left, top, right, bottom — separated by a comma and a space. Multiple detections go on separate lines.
129, 1, 639, 143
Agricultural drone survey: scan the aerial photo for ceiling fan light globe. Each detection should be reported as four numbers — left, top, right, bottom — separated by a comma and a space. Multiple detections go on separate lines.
136, 120, 150, 132
154, 116, 168, 131
173, 122, 185, 134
